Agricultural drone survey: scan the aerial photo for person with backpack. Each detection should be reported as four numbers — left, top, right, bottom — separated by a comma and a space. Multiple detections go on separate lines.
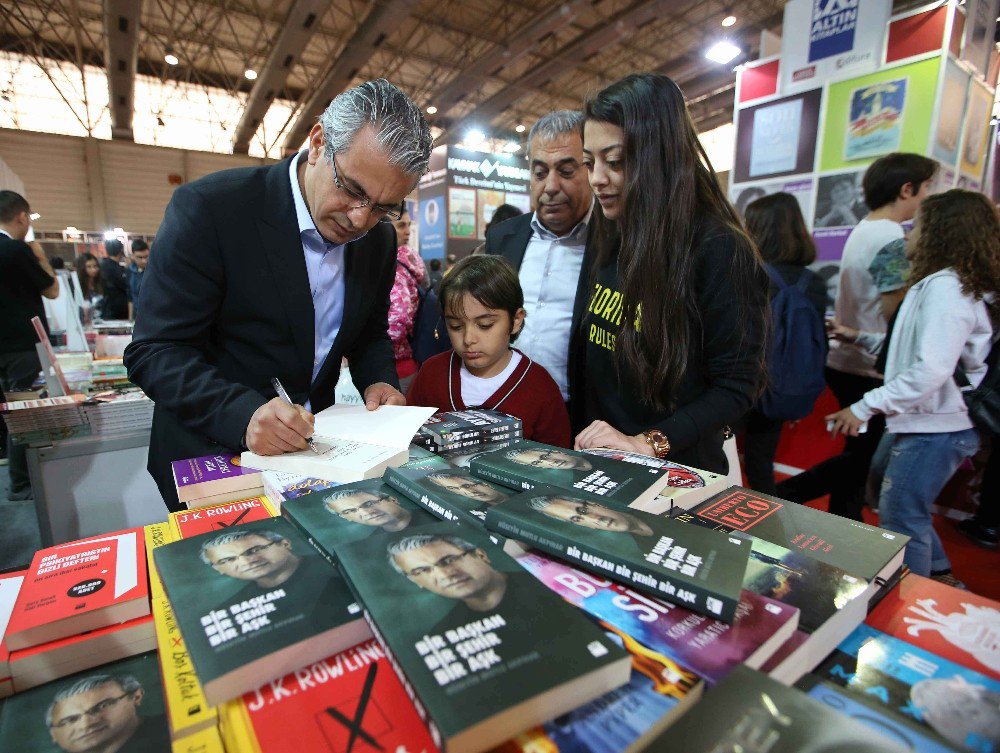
571, 74, 768, 474
826, 190, 999, 580
742, 192, 827, 494
777, 153, 938, 519
388, 204, 429, 392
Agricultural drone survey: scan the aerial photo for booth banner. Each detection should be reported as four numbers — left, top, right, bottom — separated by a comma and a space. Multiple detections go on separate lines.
959, 78, 994, 181
731, 178, 816, 224
734, 88, 823, 183
932, 60, 972, 166
961, 0, 1000, 78
844, 77, 907, 161
820, 57, 941, 171
813, 170, 867, 229
418, 195, 446, 258
476, 189, 506, 239
448, 187, 477, 239
780, 0, 893, 92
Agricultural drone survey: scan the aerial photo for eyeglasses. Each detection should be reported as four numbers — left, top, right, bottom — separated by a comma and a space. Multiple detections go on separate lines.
329, 152, 403, 221
566, 502, 598, 525
50, 692, 133, 728
403, 549, 475, 577
329, 494, 394, 516
211, 541, 278, 567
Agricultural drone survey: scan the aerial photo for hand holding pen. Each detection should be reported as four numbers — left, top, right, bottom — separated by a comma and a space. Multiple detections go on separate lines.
243, 379, 319, 456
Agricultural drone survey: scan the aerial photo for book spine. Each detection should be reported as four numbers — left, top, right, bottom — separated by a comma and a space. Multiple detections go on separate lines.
143, 523, 173, 601
281, 508, 339, 566
383, 470, 465, 525
469, 459, 534, 491
486, 508, 739, 623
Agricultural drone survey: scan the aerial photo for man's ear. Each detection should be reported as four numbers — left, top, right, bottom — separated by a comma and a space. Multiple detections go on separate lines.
306, 123, 325, 165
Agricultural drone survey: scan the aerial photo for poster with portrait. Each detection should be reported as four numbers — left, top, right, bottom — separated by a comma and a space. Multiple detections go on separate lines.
932, 60, 971, 166
418, 195, 445, 258
961, 0, 999, 78
844, 77, 907, 161
447, 187, 477, 239
476, 189, 506, 240
959, 78, 994, 181
733, 88, 823, 184
730, 178, 816, 226
813, 170, 867, 229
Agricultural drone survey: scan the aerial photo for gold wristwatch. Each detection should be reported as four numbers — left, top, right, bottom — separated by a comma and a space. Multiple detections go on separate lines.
643, 429, 671, 459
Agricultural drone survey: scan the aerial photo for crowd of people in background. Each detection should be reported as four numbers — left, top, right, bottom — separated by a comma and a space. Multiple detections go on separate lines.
4, 74, 998, 586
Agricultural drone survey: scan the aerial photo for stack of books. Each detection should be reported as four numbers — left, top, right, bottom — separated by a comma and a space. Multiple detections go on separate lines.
3, 528, 154, 692
171, 453, 266, 510
81, 389, 154, 436
413, 409, 523, 454
0, 395, 87, 443
90, 356, 131, 389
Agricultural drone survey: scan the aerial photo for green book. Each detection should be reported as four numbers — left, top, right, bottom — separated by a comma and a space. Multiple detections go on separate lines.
470, 439, 675, 509
687, 487, 909, 583
484, 485, 750, 623
0, 652, 170, 753
283, 478, 439, 562
153, 517, 370, 706
383, 464, 513, 530
336, 521, 632, 753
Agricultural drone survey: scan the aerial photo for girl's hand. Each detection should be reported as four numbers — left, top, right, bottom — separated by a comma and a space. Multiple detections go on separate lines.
574, 420, 652, 456
826, 319, 859, 343
825, 407, 865, 437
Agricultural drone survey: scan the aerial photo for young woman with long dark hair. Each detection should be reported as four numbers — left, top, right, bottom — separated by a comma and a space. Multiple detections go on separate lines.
827, 190, 1000, 579
573, 73, 768, 476
741, 192, 827, 493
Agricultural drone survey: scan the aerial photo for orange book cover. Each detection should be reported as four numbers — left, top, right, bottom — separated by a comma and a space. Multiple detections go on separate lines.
6, 528, 149, 651
168, 496, 276, 539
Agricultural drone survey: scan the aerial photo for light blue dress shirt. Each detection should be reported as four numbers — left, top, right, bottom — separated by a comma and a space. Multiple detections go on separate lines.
288, 152, 346, 402
516, 204, 592, 401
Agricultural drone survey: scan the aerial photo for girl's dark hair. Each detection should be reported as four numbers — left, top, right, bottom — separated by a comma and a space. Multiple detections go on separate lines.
744, 192, 817, 266
584, 73, 766, 409
909, 189, 1000, 299
438, 255, 525, 342
76, 252, 103, 297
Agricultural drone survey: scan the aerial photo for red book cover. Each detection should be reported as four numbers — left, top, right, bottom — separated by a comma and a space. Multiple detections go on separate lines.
5, 528, 149, 651
169, 496, 275, 539
866, 572, 1000, 682
229, 639, 439, 753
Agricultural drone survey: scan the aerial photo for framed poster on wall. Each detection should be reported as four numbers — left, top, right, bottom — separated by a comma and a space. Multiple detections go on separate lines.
844, 78, 907, 161
959, 78, 994, 181
932, 59, 972, 166
730, 178, 815, 224
476, 189, 505, 239
733, 88, 823, 184
813, 170, 867, 229
448, 187, 477, 239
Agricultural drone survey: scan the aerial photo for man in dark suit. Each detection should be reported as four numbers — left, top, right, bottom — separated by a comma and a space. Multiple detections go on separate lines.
99, 239, 129, 320
484, 110, 597, 430
124, 79, 432, 510
0, 190, 59, 499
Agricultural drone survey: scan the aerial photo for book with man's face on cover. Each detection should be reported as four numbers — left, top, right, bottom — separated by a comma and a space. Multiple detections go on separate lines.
335, 521, 631, 753
384, 464, 513, 531
153, 518, 370, 706
470, 440, 677, 510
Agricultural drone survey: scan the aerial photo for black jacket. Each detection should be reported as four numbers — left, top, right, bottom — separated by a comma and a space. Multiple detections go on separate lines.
99, 256, 129, 320
124, 157, 398, 508
484, 213, 599, 432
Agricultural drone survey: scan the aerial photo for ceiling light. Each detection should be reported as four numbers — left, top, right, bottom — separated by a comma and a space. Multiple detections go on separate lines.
466, 129, 486, 145
426, 105, 438, 114
244, 69, 257, 80
722, 14, 736, 26
705, 40, 741, 64
503, 141, 521, 153
515, 123, 526, 133
164, 53, 179, 66
29, 212, 40, 221
103, 230, 117, 240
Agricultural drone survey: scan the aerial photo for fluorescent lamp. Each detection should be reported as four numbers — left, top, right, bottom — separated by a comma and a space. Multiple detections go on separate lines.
103, 230, 117, 240
705, 40, 741, 64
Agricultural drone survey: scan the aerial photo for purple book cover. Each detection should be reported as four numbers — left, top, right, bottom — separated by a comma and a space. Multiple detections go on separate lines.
171, 454, 256, 488
517, 551, 799, 685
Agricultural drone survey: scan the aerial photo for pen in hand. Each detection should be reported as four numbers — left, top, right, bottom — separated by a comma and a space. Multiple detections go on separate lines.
271, 377, 322, 455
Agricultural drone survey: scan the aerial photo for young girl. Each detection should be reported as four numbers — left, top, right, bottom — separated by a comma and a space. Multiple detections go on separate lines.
827, 189, 1000, 579
406, 255, 571, 447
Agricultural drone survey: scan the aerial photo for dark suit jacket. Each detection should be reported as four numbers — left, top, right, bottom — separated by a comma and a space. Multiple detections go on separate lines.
124, 157, 398, 509
484, 213, 598, 432
99, 256, 129, 320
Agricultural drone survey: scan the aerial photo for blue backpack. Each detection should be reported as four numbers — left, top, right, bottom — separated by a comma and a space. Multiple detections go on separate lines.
758, 265, 827, 421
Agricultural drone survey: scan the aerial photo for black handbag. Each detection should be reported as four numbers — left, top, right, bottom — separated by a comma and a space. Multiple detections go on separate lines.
955, 342, 1000, 436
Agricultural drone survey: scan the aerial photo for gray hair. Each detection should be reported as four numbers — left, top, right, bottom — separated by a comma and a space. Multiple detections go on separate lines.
46, 673, 142, 727
527, 110, 583, 159
527, 495, 563, 512
319, 79, 432, 177
387, 533, 477, 574
199, 529, 287, 565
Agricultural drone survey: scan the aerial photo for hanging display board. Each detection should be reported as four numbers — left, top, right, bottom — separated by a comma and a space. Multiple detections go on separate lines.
732, 88, 823, 183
